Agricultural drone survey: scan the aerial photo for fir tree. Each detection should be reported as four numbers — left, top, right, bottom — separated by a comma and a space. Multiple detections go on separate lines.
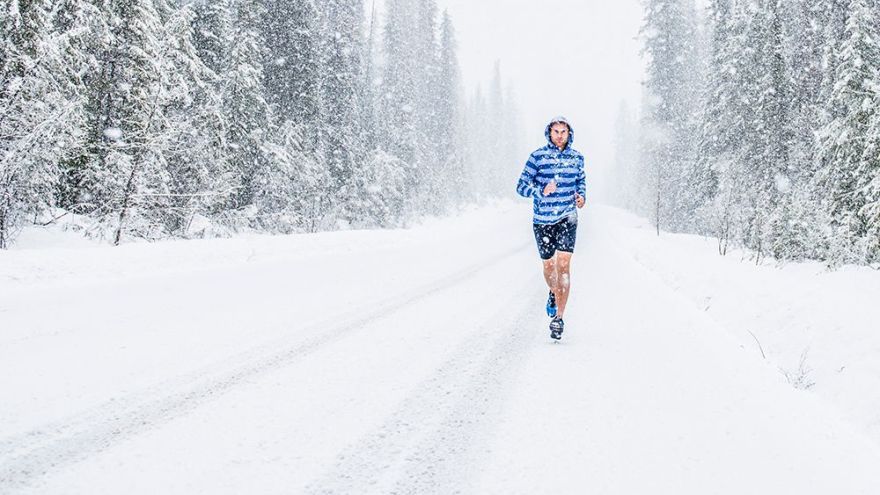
437, 10, 465, 204
224, 0, 272, 219
0, 0, 71, 248
695, 0, 744, 247
161, 2, 229, 236
639, 0, 701, 234
816, 0, 880, 264
379, 0, 420, 215
191, 0, 230, 76
320, 0, 367, 222
262, 0, 323, 144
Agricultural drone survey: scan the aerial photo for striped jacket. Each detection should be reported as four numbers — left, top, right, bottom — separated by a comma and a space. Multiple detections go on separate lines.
516, 120, 586, 225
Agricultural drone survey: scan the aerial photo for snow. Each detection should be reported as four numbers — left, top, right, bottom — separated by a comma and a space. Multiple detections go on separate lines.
2, 202, 880, 493
599, 205, 880, 444
102, 127, 123, 141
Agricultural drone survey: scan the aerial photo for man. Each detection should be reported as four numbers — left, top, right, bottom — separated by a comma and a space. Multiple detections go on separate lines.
516, 116, 586, 340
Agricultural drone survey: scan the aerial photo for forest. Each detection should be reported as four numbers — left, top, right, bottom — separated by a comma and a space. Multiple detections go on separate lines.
0, 0, 521, 248
612, 0, 880, 266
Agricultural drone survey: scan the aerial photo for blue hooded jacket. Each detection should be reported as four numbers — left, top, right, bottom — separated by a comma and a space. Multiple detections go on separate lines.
516, 117, 587, 225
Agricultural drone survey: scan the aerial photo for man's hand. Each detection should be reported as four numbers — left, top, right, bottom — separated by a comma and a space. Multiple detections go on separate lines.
543, 179, 557, 197
575, 193, 585, 208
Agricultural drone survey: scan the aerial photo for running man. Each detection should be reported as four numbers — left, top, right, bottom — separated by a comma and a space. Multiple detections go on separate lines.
516, 116, 586, 340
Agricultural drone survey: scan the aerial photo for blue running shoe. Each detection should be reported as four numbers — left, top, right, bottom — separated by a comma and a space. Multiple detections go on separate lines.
550, 317, 564, 340
546, 291, 557, 318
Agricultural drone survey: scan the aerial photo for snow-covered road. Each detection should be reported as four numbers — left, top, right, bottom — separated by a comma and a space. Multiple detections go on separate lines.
2, 203, 879, 494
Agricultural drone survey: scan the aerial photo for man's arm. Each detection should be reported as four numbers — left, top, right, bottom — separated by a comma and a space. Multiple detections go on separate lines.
575, 154, 586, 208
576, 154, 586, 199
516, 155, 542, 199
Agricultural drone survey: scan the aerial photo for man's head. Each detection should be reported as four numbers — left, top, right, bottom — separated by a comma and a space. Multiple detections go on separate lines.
548, 118, 571, 150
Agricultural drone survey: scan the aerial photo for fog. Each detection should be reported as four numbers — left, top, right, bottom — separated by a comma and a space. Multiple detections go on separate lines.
427, 0, 647, 200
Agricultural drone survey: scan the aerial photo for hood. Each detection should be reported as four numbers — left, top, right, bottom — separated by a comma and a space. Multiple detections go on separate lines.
545, 116, 574, 150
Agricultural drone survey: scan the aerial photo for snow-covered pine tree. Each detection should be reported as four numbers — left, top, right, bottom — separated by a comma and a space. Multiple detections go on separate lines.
816, 0, 880, 264
740, 0, 794, 261
51, 0, 112, 215
223, 0, 273, 226
783, 0, 825, 180
500, 79, 522, 201
465, 85, 489, 201
639, 0, 701, 235
379, 0, 420, 217
159, 2, 230, 237
695, 0, 745, 248
766, 0, 830, 260
0, 0, 77, 248
352, 149, 407, 228
256, 119, 328, 233
262, 0, 323, 145
320, 0, 367, 224
413, 0, 443, 211
262, 0, 331, 227
191, 0, 230, 76
75, 0, 182, 244
487, 61, 506, 195
865, 91, 880, 261
436, 10, 466, 205
362, 0, 381, 154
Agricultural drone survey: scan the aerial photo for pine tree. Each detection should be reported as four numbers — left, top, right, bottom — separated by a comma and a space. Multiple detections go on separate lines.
51, 0, 112, 215
0, 0, 72, 248
739, 0, 793, 260
413, 0, 442, 208
320, 0, 367, 223
465, 85, 489, 201
161, 2, 229, 236
362, 0, 381, 153
816, 0, 880, 264
695, 0, 744, 248
437, 10, 465, 204
92, 0, 187, 244
379, 0, 420, 216
352, 149, 407, 227
224, 0, 272, 222
487, 61, 505, 195
639, 0, 701, 235
257, 120, 328, 233
191, 0, 230, 75
263, 0, 323, 142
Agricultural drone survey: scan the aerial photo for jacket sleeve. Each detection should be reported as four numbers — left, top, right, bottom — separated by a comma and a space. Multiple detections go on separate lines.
516, 154, 542, 199
576, 154, 586, 199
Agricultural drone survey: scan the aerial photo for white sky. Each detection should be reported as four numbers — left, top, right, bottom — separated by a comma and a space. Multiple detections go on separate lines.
438, 0, 646, 192
369, 0, 648, 196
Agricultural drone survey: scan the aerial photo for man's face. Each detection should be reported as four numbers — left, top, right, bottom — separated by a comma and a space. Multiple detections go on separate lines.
550, 123, 569, 149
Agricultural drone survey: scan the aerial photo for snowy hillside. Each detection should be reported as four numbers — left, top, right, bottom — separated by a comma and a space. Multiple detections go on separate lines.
2, 202, 879, 494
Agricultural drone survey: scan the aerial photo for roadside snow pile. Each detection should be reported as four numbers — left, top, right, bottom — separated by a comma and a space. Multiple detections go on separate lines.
599, 205, 880, 444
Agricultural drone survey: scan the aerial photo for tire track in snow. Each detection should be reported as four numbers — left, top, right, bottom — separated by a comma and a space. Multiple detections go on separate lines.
0, 242, 531, 492
306, 279, 545, 495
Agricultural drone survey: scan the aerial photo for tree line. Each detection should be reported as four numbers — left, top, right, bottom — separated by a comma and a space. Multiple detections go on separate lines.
612, 0, 880, 266
0, 0, 522, 248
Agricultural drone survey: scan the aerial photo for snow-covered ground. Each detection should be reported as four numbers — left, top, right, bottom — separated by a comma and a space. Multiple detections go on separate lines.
2, 202, 879, 494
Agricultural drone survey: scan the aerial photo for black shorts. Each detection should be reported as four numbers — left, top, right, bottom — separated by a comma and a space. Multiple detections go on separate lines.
533, 214, 578, 260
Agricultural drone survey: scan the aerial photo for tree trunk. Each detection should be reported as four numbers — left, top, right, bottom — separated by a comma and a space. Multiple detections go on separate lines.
114, 163, 139, 246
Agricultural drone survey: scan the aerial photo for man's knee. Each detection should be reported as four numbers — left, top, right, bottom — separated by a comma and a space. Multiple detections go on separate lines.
557, 254, 572, 271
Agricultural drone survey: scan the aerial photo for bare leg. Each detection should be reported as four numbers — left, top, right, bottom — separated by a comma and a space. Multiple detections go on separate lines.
555, 252, 573, 319
542, 257, 558, 297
